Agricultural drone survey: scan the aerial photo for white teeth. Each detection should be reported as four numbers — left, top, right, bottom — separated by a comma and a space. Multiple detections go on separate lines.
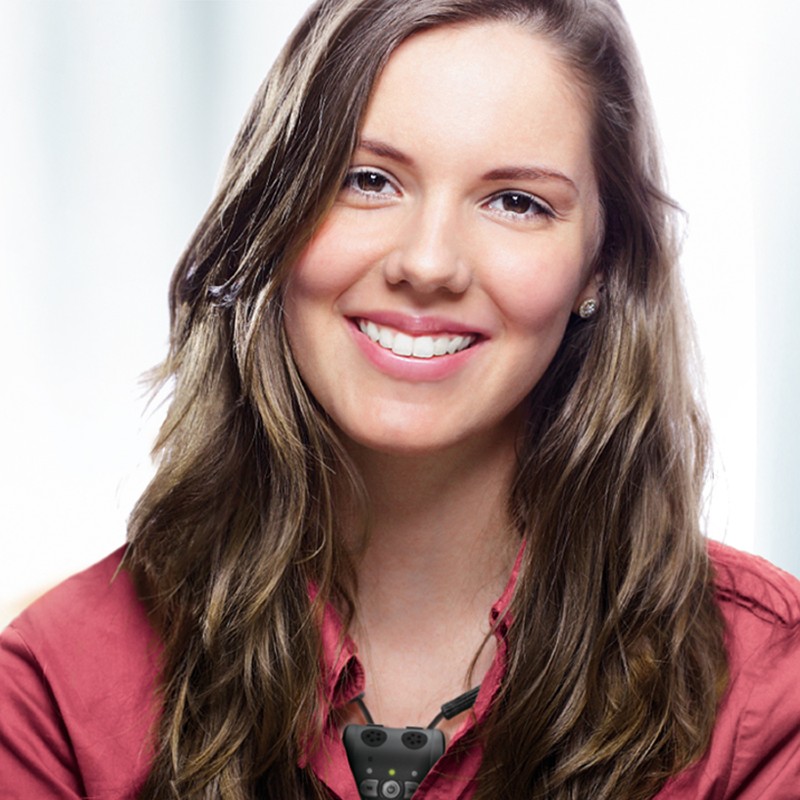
447, 336, 464, 354
433, 337, 449, 356
392, 332, 414, 357
412, 337, 435, 358
378, 327, 393, 349
357, 320, 475, 359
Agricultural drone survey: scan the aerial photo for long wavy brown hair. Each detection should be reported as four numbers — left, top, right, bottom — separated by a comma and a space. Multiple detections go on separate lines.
126, 1, 728, 797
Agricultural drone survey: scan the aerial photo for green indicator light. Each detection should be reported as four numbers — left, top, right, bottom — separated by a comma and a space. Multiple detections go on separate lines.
388, 769, 396, 777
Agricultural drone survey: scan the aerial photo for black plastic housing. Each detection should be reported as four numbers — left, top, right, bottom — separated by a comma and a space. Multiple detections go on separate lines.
343, 723, 445, 799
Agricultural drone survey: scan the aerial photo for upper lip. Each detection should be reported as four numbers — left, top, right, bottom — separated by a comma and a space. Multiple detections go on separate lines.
347, 310, 489, 337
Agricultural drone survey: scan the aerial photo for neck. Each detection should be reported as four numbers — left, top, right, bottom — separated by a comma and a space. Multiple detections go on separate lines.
338, 432, 521, 728
346, 431, 521, 625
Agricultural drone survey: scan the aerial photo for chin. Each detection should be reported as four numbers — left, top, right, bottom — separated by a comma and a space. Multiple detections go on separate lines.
343, 429, 459, 458
337, 414, 518, 462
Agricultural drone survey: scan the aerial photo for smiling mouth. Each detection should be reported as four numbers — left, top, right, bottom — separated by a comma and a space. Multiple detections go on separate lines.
356, 319, 478, 359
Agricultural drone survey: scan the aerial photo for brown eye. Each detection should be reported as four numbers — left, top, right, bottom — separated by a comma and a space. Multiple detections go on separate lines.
486, 191, 554, 220
502, 193, 534, 214
356, 171, 389, 192
343, 168, 398, 197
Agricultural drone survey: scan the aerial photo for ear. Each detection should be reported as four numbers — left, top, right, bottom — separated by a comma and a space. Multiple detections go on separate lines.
572, 271, 604, 316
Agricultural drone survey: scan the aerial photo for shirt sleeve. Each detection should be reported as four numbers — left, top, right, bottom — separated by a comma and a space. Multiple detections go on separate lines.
0, 550, 161, 799
724, 621, 800, 799
658, 544, 800, 800
0, 623, 86, 799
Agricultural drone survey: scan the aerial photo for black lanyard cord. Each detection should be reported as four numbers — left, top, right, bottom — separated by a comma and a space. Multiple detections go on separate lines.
350, 686, 479, 730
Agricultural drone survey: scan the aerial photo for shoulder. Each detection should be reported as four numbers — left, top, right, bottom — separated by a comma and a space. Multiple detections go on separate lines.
0, 547, 160, 798
4, 546, 161, 693
661, 540, 800, 799
8, 546, 140, 635
709, 538, 800, 628
9, 545, 153, 634
706, 541, 800, 726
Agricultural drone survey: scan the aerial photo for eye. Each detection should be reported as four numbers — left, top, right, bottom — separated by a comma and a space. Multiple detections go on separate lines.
485, 191, 554, 220
342, 167, 400, 198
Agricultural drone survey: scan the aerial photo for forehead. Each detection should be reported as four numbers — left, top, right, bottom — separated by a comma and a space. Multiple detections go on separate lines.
360, 21, 595, 187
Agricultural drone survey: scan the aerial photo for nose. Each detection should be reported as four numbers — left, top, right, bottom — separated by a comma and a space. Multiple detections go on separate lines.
383, 197, 472, 295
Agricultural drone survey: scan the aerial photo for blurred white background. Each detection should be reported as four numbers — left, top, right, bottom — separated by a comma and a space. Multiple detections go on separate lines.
1, 1, 798, 626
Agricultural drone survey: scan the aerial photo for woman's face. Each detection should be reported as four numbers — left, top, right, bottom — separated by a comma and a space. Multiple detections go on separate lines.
284, 21, 601, 457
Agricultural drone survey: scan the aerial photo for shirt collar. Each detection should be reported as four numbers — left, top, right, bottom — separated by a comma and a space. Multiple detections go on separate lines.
489, 537, 525, 635
318, 597, 364, 708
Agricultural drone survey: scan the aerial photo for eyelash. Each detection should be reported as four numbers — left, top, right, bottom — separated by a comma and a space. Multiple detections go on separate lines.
342, 168, 555, 220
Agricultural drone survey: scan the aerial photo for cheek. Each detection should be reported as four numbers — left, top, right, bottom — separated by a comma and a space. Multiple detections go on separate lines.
289, 208, 384, 299
283, 214, 371, 372
289, 230, 349, 299
486, 242, 589, 333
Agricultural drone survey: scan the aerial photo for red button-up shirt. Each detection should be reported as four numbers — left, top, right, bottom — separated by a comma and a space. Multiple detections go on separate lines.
1, 541, 799, 798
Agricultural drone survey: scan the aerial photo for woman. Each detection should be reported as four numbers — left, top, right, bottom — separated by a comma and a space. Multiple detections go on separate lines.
2, 0, 799, 798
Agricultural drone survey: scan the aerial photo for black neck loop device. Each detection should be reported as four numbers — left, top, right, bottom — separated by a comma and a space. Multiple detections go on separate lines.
343, 687, 479, 799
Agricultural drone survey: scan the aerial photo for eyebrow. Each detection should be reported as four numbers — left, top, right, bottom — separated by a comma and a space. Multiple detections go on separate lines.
358, 137, 415, 166
357, 137, 579, 195
481, 166, 578, 194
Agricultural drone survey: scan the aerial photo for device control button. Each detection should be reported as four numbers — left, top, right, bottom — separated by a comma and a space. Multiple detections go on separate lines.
403, 781, 420, 798
381, 780, 402, 798
359, 778, 379, 797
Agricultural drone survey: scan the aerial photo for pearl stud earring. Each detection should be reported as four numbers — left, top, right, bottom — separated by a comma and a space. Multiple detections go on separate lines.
578, 298, 598, 319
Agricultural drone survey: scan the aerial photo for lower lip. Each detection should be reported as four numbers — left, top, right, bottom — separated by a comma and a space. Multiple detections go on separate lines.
348, 320, 483, 382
